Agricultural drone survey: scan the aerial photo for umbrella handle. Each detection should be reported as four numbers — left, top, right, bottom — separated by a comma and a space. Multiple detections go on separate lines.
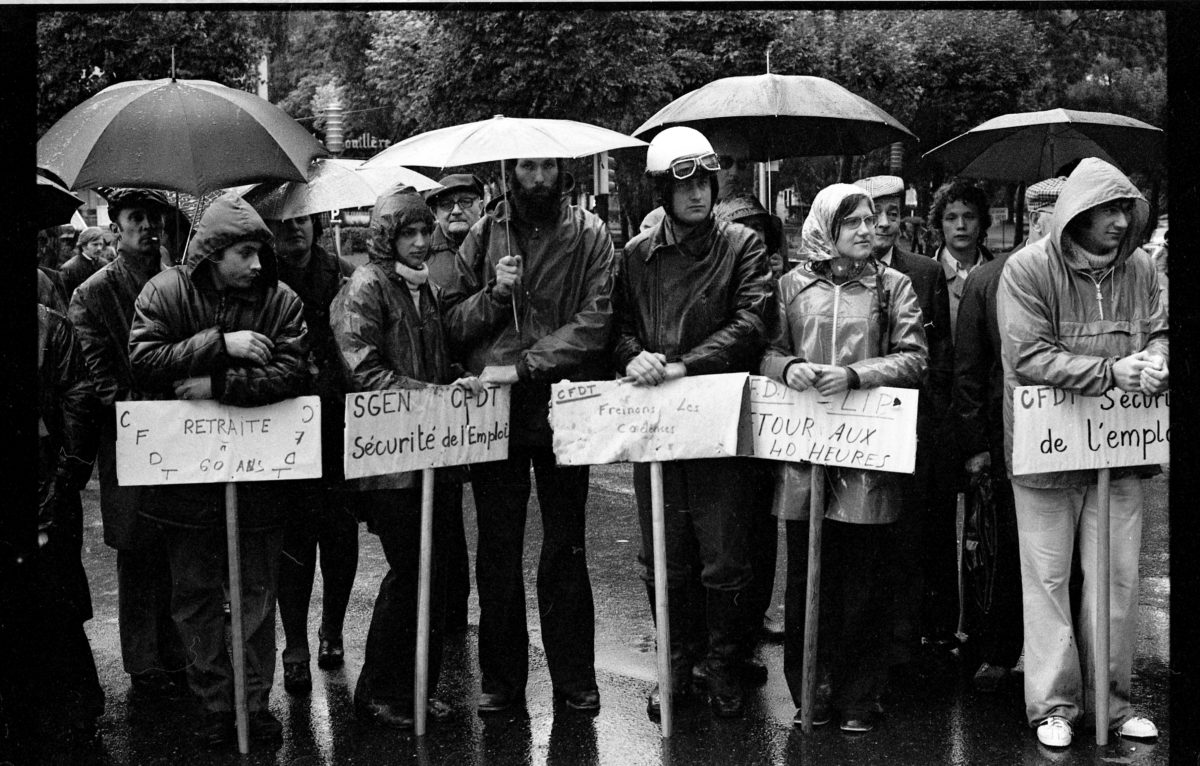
498, 161, 520, 334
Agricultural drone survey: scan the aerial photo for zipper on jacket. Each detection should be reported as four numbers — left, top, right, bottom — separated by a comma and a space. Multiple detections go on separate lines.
829, 283, 841, 365
1085, 267, 1114, 321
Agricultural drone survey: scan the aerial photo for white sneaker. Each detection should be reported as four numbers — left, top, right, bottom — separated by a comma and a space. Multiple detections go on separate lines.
1036, 716, 1073, 747
1116, 716, 1158, 740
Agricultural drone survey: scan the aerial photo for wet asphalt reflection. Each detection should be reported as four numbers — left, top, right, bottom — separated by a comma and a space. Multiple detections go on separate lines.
47, 465, 1168, 765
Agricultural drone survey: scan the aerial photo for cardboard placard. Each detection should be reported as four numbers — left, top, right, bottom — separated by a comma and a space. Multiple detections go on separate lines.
1011, 386, 1169, 474
116, 397, 322, 486
343, 383, 510, 478
549, 373, 748, 465
745, 376, 919, 474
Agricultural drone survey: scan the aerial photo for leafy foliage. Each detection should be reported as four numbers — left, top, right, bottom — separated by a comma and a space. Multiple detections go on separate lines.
37, 11, 267, 137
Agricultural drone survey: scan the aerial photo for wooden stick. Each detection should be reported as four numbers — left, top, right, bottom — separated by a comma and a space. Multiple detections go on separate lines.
800, 464, 826, 735
650, 461, 672, 737
1095, 467, 1111, 745
414, 467, 435, 736
956, 491, 968, 643
225, 482, 250, 754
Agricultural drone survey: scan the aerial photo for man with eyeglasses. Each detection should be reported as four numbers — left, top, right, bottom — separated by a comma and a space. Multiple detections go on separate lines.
424, 174, 486, 288
442, 156, 614, 716
853, 175, 953, 687
615, 126, 773, 720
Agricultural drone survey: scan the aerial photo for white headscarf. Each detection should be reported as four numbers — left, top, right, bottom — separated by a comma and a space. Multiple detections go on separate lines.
800, 183, 874, 262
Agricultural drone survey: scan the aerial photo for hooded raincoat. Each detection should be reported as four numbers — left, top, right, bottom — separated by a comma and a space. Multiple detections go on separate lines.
441, 178, 615, 445
128, 194, 312, 529
330, 189, 457, 490
997, 158, 1167, 489
760, 184, 928, 523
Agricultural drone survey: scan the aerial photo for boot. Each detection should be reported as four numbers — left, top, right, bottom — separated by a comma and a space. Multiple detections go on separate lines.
702, 588, 747, 718
644, 581, 700, 719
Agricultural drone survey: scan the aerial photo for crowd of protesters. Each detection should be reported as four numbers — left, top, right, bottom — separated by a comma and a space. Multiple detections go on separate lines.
26, 122, 1167, 755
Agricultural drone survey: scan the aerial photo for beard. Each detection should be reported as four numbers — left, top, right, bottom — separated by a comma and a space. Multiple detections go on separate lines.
512, 178, 562, 223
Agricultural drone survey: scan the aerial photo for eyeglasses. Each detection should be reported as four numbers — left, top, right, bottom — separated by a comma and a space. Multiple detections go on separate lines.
717, 155, 747, 170
669, 152, 722, 180
434, 195, 480, 212
840, 214, 880, 231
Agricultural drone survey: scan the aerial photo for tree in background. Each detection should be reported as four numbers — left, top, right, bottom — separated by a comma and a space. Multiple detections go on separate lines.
37, 11, 267, 137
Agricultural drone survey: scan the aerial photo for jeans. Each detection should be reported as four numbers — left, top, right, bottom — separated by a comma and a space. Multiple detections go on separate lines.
161, 524, 284, 714
278, 488, 359, 664
1012, 478, 1143, 728
471, 446, 596, 697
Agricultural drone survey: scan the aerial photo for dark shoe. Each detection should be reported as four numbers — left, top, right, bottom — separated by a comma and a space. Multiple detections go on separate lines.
693, 657, 768, 688
477, 691, 520, 714
554, 687, 601, 712
249, 709, 283, 745
195, 711, 236, 747
130, 670, 187, 700
356, 698, 414, 730
646, 682, 697, 720
840, 711, 878, 733
972, 662, 1009, 693
283, 661, 312, 695
697, 658, 744, 718
317, 632, 344, 670
792, 704, 833, 728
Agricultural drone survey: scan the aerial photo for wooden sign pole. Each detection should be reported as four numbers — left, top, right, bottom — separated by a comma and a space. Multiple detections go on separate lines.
799, 464, 826, 735
650, 461, 672, 737
225, 482, 250, 754
1095, 467, 1111, 745
414, 467, 436, 736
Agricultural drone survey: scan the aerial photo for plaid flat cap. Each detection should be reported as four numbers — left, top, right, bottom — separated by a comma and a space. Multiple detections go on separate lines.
852, 175, 904, 200
1025, 176, 1067, 211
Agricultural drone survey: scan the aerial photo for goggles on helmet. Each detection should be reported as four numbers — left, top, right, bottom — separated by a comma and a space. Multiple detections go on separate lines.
669, 152, 722, 180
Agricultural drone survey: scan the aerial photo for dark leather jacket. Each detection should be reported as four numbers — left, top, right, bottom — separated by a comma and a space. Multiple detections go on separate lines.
128, 195, 312, 529
614, 215, 773, 376
442, 193, 615, 445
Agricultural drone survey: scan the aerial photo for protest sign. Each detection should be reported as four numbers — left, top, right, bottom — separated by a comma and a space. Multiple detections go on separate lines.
343, 383, 510, 479
744, 376, 919, 473
116, 397, 322, 485
549, 373, 748, 465
1011, 386, 1169, 475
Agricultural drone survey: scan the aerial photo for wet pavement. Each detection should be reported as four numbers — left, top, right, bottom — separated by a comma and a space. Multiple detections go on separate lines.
40, 465, 1169, 765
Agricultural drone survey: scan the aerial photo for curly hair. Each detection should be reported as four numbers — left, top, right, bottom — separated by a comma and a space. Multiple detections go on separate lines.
928, 179, 990, 248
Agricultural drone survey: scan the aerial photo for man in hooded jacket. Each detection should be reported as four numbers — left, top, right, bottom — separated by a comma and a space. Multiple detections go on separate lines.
128, 193, 312, 749
997, 157, 1166, 748
441, 157, 614, 714
68, 189, 189, 700
330, 188, 479, 729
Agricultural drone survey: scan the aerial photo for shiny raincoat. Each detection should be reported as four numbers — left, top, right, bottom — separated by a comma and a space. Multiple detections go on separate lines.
998, 157, 1167, 489
128, 194, 312, 529
441, 179, 615, 445
760, 184, 928, 523
330, 190, 456, 491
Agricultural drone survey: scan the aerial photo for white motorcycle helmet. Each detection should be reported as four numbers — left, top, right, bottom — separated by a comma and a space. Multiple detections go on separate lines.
645, 126, 722, 179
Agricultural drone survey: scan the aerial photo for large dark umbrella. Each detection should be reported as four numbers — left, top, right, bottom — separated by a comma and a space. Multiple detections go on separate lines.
36, 171, 83, 231
632, 73, 915, 160
921, 108, 1164, 181
37, 77, 328, 196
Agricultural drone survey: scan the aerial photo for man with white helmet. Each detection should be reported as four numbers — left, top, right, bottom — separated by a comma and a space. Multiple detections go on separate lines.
614, 126, 773, 719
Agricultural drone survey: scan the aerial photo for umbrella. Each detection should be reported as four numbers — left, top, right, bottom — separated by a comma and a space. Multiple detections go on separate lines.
36, 172, 83, 231
361, 114, 646, 170
921, 108, 1164, 181
632, 73, 915, 160
363, 115, 646, 332
242, 158, 439, 221
37, 77, 328, 196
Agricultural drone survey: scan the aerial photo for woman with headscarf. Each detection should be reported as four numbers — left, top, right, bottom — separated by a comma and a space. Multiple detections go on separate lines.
760, 183, 928, 733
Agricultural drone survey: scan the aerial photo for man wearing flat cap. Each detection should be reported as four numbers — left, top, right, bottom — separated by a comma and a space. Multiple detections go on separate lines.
68, 188, 189, 701
422, 172, 486, 632
424, 174, 486, 288
951, 176, 1065, 693
852, 174, 953, 682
